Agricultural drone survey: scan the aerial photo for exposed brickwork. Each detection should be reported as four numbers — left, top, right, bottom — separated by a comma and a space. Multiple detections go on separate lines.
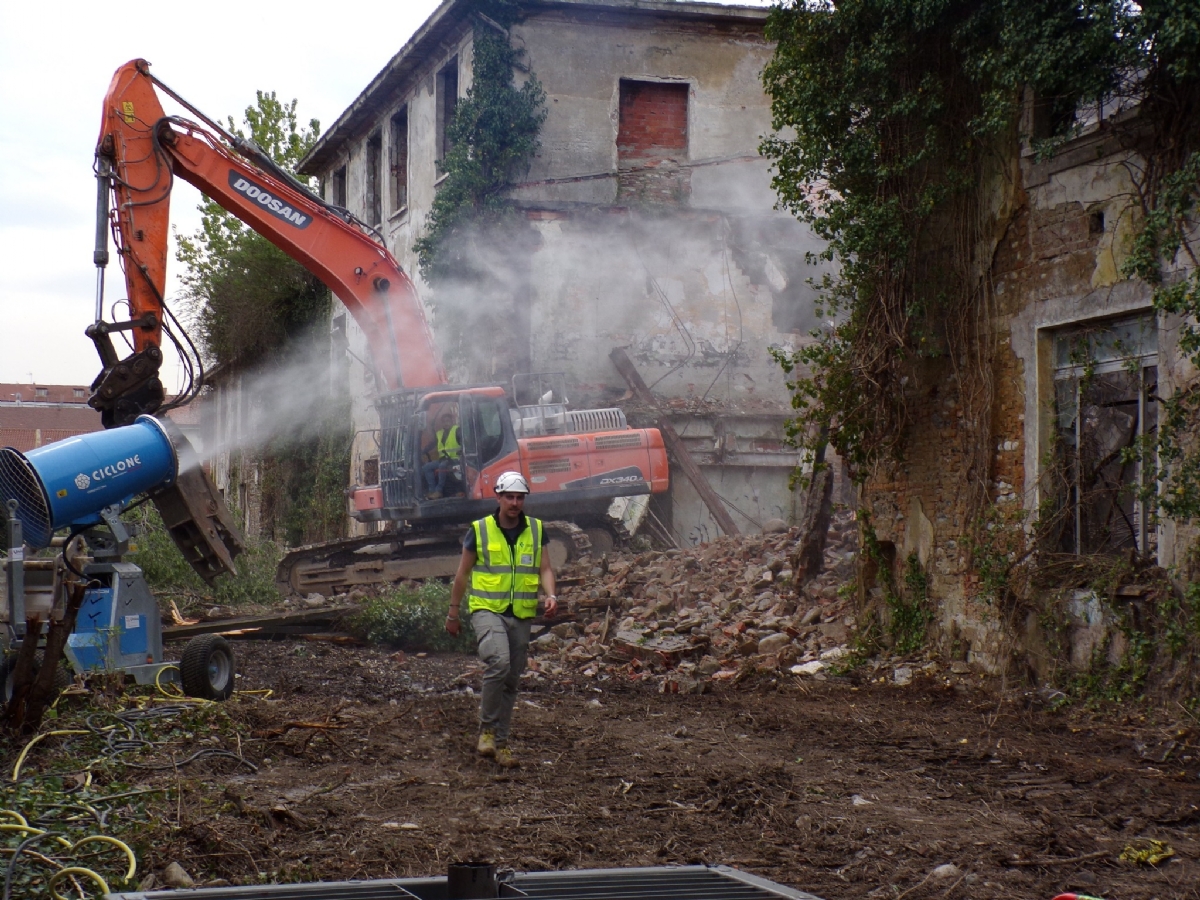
858, 182, 1110, 669
618, 80, 688, 158
617, 80, 690, 203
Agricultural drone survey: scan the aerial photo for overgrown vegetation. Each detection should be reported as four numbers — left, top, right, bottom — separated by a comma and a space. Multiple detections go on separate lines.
126, 505, 281, 611
351, 581, 475, 653
763, 1, 1200, 691
762, 0, 1125, 485
177, 93, 350, 545
414, 0, 547, 284
178, 93, 325, 369
860, 517, 931, 654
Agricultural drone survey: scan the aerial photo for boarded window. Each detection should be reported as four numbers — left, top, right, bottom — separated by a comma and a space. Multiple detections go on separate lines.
1050, 315, 1157, 556
366, 132, 383, 226
390, 107, 409, 211
617, 80, 689, 202
437, 58, 459, 165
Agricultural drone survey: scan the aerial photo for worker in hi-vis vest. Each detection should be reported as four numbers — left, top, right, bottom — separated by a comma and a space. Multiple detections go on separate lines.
422, 406, 460, 499
446, 471, 557, 768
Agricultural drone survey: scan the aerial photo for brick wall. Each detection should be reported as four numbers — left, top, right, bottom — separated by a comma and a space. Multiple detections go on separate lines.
857, 163, 1120, 670
617, 80, 690, 204
618, 80, 688, 158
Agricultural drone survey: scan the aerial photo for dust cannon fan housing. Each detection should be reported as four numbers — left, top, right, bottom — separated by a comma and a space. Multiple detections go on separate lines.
0, 416, 177, 547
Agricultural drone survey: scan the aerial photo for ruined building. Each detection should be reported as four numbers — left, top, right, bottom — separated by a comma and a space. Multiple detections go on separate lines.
858, 94, 1198, 675
295, 0, 832, 542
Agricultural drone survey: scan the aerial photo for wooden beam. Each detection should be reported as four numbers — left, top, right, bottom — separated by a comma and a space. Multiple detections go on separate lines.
163, 606, 355, 641
609, 348, 740, 537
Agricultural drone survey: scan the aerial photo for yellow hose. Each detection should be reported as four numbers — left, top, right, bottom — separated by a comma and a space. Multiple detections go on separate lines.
70, 835, 137, 880
154, 664, 183, 697
0, 810, 28, 827
11, 730, 89, 781
48, 866, 110, 900
0, 823, 43, 836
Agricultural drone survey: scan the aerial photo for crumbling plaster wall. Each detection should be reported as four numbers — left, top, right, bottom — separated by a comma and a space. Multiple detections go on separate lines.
508, 9, 778, 209
861, 122, 1197, 673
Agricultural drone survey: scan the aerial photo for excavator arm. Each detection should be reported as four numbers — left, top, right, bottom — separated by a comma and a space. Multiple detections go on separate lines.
87, 59, 448, 583
91, 58, 446, 429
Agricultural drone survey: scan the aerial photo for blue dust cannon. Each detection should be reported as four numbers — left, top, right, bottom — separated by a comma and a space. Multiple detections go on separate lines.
0, 415, 177, 548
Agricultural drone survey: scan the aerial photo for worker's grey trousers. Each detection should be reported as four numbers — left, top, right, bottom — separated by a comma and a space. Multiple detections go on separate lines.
471, 610, 531, 744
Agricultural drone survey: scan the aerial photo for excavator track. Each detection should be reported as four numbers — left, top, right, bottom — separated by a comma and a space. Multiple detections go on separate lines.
276, 521, 593, 597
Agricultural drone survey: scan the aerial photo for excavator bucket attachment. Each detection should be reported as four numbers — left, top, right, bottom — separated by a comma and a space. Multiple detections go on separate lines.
150, 418, 245, 584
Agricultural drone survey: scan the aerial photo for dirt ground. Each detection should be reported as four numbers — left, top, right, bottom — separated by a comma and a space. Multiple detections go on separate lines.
105, 640, 1200, 900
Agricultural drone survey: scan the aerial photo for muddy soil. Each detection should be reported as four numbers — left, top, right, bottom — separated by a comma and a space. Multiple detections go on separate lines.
107, 640, 1200, 900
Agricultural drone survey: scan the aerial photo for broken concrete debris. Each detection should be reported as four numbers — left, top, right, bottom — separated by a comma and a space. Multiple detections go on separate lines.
526, 511, 875, 691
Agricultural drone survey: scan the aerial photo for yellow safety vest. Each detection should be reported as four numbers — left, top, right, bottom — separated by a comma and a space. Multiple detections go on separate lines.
437, 426, 460, 460
468, 515, 543, 618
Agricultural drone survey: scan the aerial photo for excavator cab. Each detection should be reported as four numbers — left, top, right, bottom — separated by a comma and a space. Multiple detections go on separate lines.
358, 387, 519, 520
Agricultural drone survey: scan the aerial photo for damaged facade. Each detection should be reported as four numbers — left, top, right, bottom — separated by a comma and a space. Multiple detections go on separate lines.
296, 0, 831, 542
860, 97, 1198, 675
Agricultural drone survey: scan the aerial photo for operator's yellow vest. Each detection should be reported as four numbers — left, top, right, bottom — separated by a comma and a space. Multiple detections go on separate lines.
468, 516, 542, 618
437, 426, 460, 459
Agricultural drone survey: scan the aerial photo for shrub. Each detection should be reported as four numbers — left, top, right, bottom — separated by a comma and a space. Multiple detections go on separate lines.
352, 581, 475, 652
126, 505, 282, 611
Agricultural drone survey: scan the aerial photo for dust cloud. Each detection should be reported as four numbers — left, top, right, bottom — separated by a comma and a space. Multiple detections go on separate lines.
180, 345, 346, 465
422, 156, 830, 405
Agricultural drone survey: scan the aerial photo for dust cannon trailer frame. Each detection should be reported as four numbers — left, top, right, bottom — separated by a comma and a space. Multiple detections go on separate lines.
0, 418, 240, 701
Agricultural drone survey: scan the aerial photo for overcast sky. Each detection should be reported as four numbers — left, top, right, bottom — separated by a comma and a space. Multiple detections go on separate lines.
0, 0, 773, 390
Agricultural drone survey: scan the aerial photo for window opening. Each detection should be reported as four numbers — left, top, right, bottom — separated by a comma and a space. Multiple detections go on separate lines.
390, 107, 409, 212
366, 132, 383, 226
616, 79, 689, 202
618, 79, 688, 160
1051, 315, 1157, 556
331, 166, 347, 208
437, 58, 459, 166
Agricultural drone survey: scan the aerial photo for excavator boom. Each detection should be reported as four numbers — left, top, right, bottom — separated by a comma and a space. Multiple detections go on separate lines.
93, 58, 446, 420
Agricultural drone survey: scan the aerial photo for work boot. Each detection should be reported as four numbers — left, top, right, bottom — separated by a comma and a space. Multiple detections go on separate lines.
427, 491, 443, 500
476, 730, 496, 758
494, 745, 518, 769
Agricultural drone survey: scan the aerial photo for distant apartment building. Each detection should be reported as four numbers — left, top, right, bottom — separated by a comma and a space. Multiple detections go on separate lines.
0, 384, 101, 452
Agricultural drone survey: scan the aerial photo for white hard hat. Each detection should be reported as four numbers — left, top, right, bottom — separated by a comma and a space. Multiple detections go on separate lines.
495, 471, 531, 494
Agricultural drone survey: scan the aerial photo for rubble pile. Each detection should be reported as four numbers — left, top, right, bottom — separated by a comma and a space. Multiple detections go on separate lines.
532, 512, 862, 692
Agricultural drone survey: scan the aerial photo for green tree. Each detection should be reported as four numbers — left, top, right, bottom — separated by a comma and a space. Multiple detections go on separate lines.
177, 92, 325, 367
414, 0, 547, 284
176, 94, 349, 545
760, 0, 1131, 480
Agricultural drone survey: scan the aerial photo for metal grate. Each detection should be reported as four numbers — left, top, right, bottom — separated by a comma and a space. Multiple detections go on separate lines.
105, 865, 826, 900
0, 447, 52, 548
568, 409, 627, 435
376, 390, 420, 509
528, 438, 582, 451
529, 458, 573, 475
509, 867, 824, 900
592, 432, 643, 451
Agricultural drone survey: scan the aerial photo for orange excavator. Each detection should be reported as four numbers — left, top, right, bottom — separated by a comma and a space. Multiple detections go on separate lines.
92, 59, 669, 595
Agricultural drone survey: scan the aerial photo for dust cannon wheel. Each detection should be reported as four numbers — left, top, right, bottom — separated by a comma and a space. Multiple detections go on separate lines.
180, 634, 235, 701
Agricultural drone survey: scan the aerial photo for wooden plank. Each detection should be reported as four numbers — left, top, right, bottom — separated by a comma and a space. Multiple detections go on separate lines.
163, 606, 355, 641
609, 347, 740, 536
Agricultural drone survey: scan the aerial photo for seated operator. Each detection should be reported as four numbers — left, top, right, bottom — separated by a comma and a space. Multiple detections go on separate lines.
422, 407, 460, 499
